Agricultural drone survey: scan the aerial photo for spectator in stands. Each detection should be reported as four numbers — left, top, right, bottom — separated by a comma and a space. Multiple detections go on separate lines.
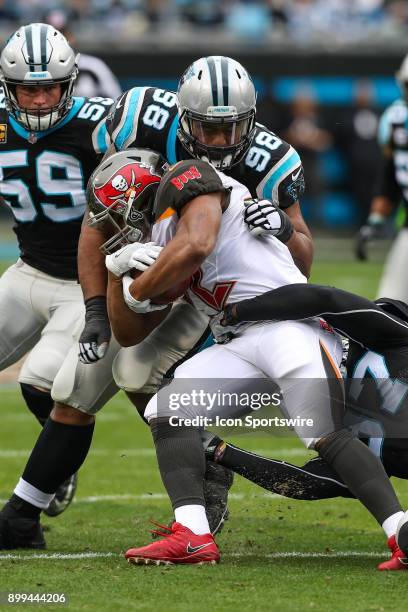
282, 88, 332, 220
45, 9, 122, 100
336, 80, 382, 225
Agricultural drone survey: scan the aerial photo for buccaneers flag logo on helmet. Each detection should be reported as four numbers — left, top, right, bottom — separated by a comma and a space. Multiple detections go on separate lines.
93, 162, 162, 213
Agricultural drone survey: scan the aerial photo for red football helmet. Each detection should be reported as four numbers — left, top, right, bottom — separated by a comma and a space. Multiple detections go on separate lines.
87, 148, 167, 253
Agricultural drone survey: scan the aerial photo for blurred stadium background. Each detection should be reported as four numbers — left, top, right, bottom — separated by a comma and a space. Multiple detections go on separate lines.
1, 0, 408, 229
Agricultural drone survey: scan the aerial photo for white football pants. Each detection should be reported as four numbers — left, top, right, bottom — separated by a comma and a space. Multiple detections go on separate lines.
0, 260, 84, 390
144, 319, 344, 449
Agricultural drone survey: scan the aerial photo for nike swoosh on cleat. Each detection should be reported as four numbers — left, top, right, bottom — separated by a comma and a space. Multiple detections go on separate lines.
186, 542, 213, 554
291, 167, 301, 181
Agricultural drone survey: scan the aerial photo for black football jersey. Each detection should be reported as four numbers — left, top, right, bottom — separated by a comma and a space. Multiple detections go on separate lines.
345, 336, 408, 459
234, 282, 408, 461
0, 95, 113, 279
106, 86, 305, 210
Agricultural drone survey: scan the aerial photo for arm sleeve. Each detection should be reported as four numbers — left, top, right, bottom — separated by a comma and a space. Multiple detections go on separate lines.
235, 284, 408, 349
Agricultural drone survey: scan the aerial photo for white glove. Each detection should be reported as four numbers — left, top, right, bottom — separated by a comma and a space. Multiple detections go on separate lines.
243, 199, 294, 242
106, 242, 163, 278
122, 274, 168, 314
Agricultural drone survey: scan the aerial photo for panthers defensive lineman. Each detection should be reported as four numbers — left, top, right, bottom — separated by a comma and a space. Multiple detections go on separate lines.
356, 53, 408, 300
0, 23, 112, 525
103, 154, 407, 567
76, 56, 311, 437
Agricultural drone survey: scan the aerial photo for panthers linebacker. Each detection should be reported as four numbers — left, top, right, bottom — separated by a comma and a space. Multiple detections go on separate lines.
356, 53, 408, 301
0, 24, 112, 521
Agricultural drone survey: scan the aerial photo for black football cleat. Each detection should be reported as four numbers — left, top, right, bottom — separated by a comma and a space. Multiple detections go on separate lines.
0, 513, 45, 550
203, 461, 234, 536
44, 473, 78, 517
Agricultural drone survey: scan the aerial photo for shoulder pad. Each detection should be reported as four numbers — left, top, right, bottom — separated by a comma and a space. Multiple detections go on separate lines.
154, 159, 228, 219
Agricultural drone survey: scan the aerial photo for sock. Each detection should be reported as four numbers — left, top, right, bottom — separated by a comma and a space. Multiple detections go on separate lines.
174, 504, 210, 535
21, 418, 95, 494
20, 383, 53, 427
151, 420, 206, 509
382, 512, 405, 538
317, 429, 402, 524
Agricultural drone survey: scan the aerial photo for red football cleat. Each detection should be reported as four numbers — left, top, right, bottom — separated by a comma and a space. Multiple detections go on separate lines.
377, 535, 408, 571
125, 522, 220, 566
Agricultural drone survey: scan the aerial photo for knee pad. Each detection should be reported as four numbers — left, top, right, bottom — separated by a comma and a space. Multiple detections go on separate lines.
113, 343, 158, 393
20, 383, 53, 425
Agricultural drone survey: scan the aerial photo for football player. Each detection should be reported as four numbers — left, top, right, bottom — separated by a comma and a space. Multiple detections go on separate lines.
356, 53, 408, 301
0, 57, 309, 549
0, 23, 113, 528
102, 150, 408, 568
207, 282, 408, 569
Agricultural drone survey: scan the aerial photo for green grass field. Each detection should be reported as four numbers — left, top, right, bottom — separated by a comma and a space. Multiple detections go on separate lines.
1, 241, 407, 611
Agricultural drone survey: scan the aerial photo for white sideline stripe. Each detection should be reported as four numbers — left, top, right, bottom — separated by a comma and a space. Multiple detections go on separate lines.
0, 551, 382, 561
0, 447, 309, 459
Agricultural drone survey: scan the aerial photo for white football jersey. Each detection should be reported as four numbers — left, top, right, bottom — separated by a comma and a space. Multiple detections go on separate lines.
152, 170, 306, 315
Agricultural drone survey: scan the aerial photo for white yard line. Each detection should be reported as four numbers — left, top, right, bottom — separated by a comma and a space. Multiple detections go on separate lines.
0, 492, 282, 505
0, 447, 309, 459
0, 551, 382, 561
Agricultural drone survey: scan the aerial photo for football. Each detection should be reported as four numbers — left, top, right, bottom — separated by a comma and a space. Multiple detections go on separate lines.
129, 269, 190, 304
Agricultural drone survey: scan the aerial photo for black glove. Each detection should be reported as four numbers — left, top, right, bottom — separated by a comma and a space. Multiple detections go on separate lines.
243, 198, 294, 243
221, 303, 239, 326
355, 214, 386, 261
78, 296, 111, 364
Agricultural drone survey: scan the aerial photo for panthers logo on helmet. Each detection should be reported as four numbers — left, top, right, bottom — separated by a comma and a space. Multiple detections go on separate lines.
93, 162, 162, 212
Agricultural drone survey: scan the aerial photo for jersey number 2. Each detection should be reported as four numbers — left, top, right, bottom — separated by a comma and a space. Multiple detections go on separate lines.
190, 269, 235, 310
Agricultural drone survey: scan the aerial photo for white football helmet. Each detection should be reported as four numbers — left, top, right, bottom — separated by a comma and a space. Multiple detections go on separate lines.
0, 23, 78, 131
177, 56, 257, 170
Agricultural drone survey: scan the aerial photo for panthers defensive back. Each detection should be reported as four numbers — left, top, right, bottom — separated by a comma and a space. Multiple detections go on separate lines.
208, 283, 408, 569
356, 53, 408, 300
0, 23, 112, 519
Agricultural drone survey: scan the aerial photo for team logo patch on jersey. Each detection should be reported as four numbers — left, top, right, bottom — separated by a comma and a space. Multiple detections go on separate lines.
94, 162, 161, 212
170, 166, 202, 191
0, 124, 7, 143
